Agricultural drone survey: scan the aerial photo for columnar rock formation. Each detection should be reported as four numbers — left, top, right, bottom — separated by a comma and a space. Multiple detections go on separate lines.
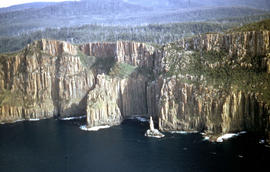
0, 31, 270, 141
0, 40, 155, 124
155, 31, 270, 139
0, 39, 96, 122
86, 74, 123, 127
157, 79, 269, 134
145, 116, 165, 138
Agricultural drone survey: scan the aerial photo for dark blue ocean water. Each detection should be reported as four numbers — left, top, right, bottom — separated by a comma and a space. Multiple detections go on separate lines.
0, 118, 269, 172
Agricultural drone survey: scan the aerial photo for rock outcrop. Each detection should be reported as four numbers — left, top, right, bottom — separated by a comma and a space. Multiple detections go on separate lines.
116, 41, 155, 67
181, 31, 270, 58
0, 30, 270, 142
0, 39, 96, 123
157, 78, 270, 135
0, 40, 156, 125
145, 116, 164, 138
155, 31, 270, 139
86, 74, 123, 127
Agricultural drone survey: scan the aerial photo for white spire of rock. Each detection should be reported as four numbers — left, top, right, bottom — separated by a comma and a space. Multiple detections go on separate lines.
145, 116, 165, 138
149, 116, 155, 131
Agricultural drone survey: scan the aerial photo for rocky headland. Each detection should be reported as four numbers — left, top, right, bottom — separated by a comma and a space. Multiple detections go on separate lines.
0, 24, 270, 142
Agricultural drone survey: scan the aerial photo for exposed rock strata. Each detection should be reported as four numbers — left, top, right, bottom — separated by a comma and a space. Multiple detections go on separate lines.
0, 40, 155, 124
158, 78, 270, 135
156, 31, 270, 140
181, 31, 270, 58
86, 72, 150, 127
116, 41, 155, 67
0, 31, 270, 142
86, 74, 123, 127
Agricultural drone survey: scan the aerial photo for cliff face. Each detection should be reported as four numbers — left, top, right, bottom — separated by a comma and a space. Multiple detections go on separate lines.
86, 74, 123, 127
116, 41, 155, 67
158, 78, 270, 135
0, 31, 270, 141
0, 39, 96, 122
85, 41, 155, 126
0, 40, 155, 125
181, 31, 270, 74
155, 31, 270, 138
79, 42, 116, 58
182, 31, 270, 57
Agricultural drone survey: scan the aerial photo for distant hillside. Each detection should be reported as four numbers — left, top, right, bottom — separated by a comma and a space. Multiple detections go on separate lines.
231, 19, 270, 32
126, 0, 270, 10
0, 2, 56, 13
1, 14, 270, 54
0, 5, 268, 37
0, 0, 269, 53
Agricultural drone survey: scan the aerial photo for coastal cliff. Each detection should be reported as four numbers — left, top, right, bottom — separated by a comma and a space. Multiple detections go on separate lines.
158, 79, 269, 134
155, 30, 270, 139
0, 28, 270, 141
0, 40, 154, 125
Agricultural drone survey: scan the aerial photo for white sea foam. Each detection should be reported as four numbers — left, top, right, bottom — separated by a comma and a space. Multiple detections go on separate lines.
59, 115, 86, 121
127, 116, 149, 122
1, 118, 42, 124
238, 131, 247, 134
216, 133, 238, 142
170, 131, 198, 134
80, 125, 110, 131
238, 155, 244, 158
170, 131, 188, 134
0, 119, 25, 124
265, 145, 270, 148
259, 139, 265, 144
14, 119, 25, 123
28, 118, 40, 121
148, 135, 164, 138
203, 136, 210, 141
216, 131, 247, 142
135, 117, 148, 122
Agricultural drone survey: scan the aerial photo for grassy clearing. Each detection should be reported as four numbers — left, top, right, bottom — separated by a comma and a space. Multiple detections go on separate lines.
109, 63, 136, 79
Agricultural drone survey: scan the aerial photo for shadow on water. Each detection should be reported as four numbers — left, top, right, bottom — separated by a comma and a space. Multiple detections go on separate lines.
0, 118, 270, 172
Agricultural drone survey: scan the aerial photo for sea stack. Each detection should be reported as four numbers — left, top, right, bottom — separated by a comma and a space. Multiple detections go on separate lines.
145, 116, 165, 138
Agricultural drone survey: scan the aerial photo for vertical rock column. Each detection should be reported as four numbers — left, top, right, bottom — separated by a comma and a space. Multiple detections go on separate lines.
86, 74, 127, 127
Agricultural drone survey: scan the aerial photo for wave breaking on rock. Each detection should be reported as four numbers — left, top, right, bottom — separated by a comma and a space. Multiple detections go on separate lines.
80, 125, 110, 131
145, 116, 164, 138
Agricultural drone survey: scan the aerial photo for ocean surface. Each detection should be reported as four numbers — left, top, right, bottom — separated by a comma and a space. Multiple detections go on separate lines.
0, 118, 269, 172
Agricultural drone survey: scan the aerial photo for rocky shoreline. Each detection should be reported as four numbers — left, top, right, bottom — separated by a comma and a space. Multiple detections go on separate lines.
1, 29, 270, 143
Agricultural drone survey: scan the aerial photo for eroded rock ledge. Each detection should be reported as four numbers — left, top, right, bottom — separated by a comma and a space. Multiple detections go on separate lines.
0, 31, 270, 142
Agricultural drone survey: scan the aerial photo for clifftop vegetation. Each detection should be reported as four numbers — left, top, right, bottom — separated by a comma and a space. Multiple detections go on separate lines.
1, 14, 270, 54
231, 19, 270, 32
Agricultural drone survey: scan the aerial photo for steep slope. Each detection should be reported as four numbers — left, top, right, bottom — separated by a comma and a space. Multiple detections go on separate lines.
0, 40, 155, 124
155, 30, 270, 139
0, 21, 270, 141
0, 40, 95, 121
